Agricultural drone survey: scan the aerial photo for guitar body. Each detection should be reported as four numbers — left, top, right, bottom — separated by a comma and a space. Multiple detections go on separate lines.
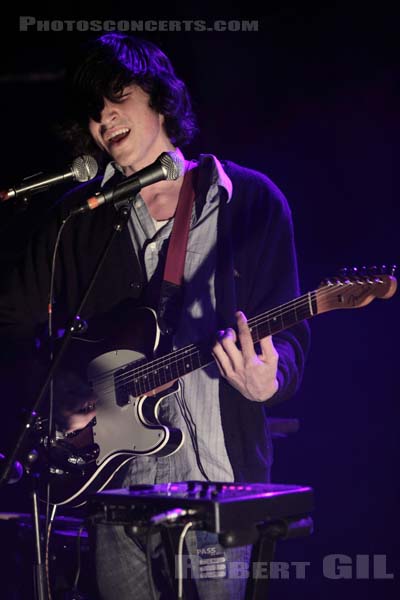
41, 270, 397, 507
46, 302, 184, 507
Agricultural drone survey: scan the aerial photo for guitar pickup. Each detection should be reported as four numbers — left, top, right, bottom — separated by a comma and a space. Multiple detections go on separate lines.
114, 359, 146, 407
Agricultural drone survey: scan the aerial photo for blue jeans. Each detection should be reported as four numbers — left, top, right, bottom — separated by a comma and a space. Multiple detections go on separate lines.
95, 524, 251, 599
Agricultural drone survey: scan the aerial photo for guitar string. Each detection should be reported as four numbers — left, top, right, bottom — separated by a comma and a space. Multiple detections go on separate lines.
89, 280, 379, 393
109, 279, 374, 388
91, 279, 382, 392
90, 287, 321, 388
64, 277, 386, 497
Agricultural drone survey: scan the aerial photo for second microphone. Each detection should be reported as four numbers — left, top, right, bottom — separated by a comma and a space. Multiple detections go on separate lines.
71, 151, 185, 216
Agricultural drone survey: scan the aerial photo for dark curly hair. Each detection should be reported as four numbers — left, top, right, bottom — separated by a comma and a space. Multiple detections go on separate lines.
61, 33, 197, 161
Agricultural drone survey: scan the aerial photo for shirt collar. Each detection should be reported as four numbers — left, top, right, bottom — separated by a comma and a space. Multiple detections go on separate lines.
101, 153, 233, 203
102, 160, 124, 187
197, 153, 233, 203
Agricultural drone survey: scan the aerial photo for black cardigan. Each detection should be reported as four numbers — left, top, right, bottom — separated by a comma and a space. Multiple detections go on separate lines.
0, 159, 309, 482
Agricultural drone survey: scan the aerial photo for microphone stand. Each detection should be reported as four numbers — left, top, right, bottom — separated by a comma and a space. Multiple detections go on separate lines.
0, 200, 134, 599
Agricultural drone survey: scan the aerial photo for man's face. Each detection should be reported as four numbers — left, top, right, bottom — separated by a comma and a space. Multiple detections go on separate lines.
88, 84, 174, 175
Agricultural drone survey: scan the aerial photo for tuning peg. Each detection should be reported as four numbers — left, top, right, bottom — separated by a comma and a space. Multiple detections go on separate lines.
380, 264, 387, 274
369, 265, 378, 276
390, 264, 397, 275
338, 267, 349, 277
347, 266, 362, 283
360, 265, 368, 275
323, 278, 334, 286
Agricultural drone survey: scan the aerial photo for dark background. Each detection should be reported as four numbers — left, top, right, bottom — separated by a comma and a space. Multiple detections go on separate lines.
0, 5, 399, 599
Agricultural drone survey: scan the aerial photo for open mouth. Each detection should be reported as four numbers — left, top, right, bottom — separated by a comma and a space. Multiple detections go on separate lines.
106, 128, 131, 146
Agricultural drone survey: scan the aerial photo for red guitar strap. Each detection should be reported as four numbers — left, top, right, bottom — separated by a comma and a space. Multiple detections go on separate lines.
163, 164, 196, 285
157, 163, 197, 334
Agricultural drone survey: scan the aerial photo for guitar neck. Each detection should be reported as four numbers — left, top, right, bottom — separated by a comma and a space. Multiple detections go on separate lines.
123, 291, 318, 397
247, 291, 317, 343
118, 271, 396, 397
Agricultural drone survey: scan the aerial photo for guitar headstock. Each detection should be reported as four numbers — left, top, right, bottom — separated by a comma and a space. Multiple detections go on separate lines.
316, 265, 397, 314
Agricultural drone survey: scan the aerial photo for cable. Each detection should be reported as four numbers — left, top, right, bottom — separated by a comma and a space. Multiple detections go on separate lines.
41, 215, 74, 600
177, 521, 193, 600
72, 525, 86, 591
45, 504, 57, 600
45, 214, 74, 527
176, 379, 210, 481
145, 509, 199, 599
39, 215, 75, 600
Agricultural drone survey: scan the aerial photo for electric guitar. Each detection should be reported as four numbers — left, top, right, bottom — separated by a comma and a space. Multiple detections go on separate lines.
42, 267, 397, 507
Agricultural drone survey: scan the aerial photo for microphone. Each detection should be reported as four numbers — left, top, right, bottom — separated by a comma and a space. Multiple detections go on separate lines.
0, 453, 24, 485
71, 151, 184, 215
0, 155, 98, 202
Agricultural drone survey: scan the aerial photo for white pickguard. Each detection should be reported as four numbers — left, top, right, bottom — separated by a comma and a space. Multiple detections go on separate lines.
88, 349, 174, 463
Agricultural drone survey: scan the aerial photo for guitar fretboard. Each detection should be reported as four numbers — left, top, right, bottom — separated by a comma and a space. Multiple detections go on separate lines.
114, 291, 318, 397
